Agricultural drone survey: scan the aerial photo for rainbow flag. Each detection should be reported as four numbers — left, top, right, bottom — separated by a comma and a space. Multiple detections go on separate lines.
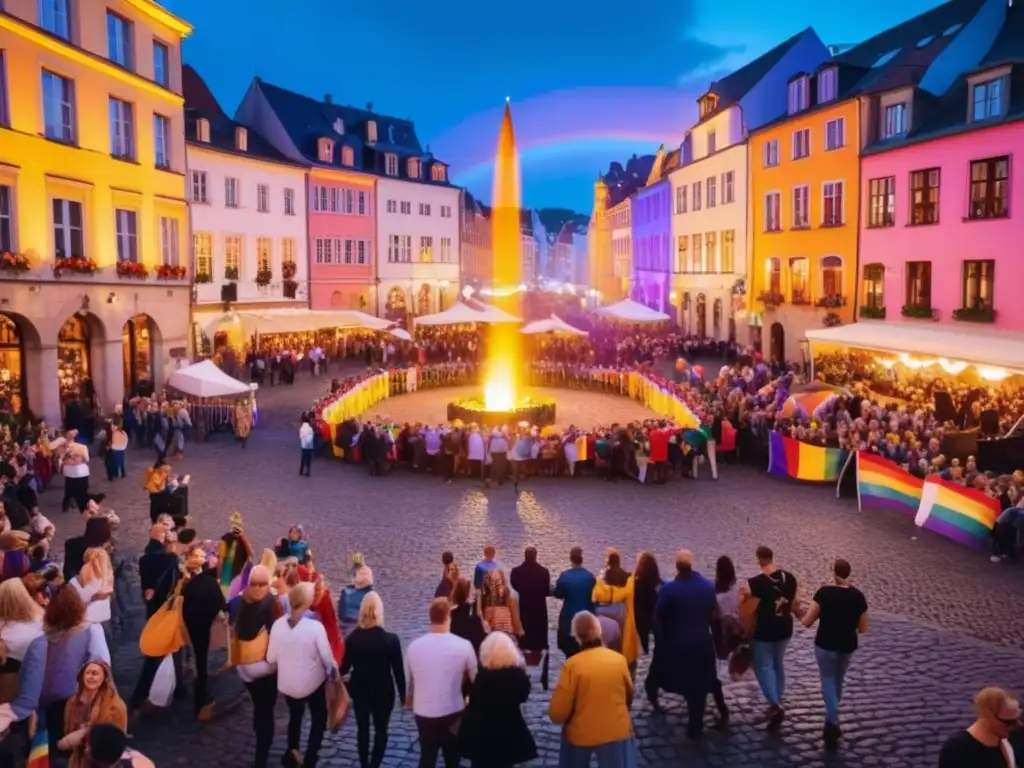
768, 432, 846, 482
28, 728, 49, 768
915, 476, 999, 548
856, 452, 924, 515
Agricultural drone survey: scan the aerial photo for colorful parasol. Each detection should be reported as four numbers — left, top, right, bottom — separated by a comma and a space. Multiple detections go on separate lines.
779, 384, 846, 420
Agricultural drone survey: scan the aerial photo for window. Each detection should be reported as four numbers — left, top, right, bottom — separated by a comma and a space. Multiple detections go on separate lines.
314, 238, 328, 264
883, 103, 906, 138
792, 128, 810, 160
282, 237, 295, 266
196, 118, 210, 142
327, 188, 338, 213
419, 203, 431, 216
788, 76, 809, 114
962, 260, 995, 310
357, 240, 367, 264
0, 52, 8, 127
817, 68, 837, 103
193, 233, 212, 277
190, 170, 207, 203
153, 41, 169, 87
707, 131, 716, 154
39, 0, 70, 40
867, 177, 895, 227
721, 230, 735, 272
906, 261, 932, 309
52, 198, 83, 258
910, 168, 939, 224
160, 217, 179, 265
388, 234, 409, 263
108, 98, 134, 159
341, 147, 354, 167
407, 158, 420, 178
440, 237, 453, 263
431, 165, 447, 182
969, 156, 1009, 219
385, 154, 398, 176
317, 138, 333, 163
972, 78, 1004, 121
675, 185, 687, 214
691, 234, 703, 273
721, 171, 735, 204
0, 186, 13, 252
254, 184, 268, 213
862, 264, 885, 309
706, 176, 716, 208
764, 192, 781, 232
224, 236, 241, 273
705, 232, 717, 272
821, 255, 843, 298
792, 185, 809, 228
386, 200, 397, 214
42, 71, 75, 143
312, 186, 326, 212
763, 139, 779, 167
106, 12, 132, 69
767, 257, 781, 294
700, 93, 718, 118
115, 208, 137, 262
825, 118, 845, 150
257, 238, 271, 272
823, 181, 844, 225
367, 121, 378, 143
284, 188, 295, 215
419, 236, 433, 263
675, 235, 687, 272
790, 257, 809, 303
358, 191, 366, 215
153, 114, 169, 168
400, 201, 411, 215
225, 177, 239, 208
692, 181, 702, 211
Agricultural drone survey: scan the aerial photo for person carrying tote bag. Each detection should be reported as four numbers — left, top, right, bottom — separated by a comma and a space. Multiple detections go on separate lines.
139, 577, 189, 658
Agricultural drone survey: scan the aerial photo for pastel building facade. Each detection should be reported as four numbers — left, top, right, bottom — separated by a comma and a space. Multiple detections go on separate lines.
858, 0, 1023, 332
0, 0, 192, 422
670, 28, 830, 342
630, 150, 674, 313
460, 192, 492, 291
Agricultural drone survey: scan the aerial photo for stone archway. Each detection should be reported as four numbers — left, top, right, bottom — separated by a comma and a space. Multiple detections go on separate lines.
0, 312, 41, 418
57, 311, 105, 425
122, 313, 162, 396
770, 322, 785, 363
386, 287, 407, 322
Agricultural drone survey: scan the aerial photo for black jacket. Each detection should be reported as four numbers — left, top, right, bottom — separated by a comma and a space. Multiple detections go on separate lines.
450, 604, 486, 656
181, 569, 227, 636
509, 559, 550, 652
138, 540, 179, 614
460, 667, 537, 766
340, 626, 406, 708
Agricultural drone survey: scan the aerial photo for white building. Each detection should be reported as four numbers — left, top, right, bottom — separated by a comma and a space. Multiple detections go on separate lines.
669, 28, 829, 342
377, 171, 461, 318
183, 67, 309, 335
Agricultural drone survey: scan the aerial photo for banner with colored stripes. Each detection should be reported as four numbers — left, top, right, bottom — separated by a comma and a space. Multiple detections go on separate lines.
915, 476, 1000, 548
855, 452, 924, 516
767, 432, 848, 482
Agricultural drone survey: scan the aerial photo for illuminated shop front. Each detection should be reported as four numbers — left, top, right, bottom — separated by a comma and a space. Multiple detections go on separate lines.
123, 314, 155, 394
0, 315, 25, 414
57, 315, 92, 407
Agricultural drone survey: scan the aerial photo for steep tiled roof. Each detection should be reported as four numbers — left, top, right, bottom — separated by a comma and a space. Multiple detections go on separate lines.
183, 66, 300, 166
979, 0, 1024, 68
253, 79, 451, 185
603, 154, 656, 207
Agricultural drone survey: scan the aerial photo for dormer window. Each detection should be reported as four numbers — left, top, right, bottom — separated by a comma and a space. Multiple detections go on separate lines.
385, 153, 398, 176
333, 118, 345, 135
387, 125, 395, 143
341, 146, 354, 167
883, 103, 906, 138
197, 118, 210, 143
367, 120, 378, 143
235, 127, 247, 152
407, 158, 420, 178
972, 76, 1005, 121
817, 67, 837, 103
318, 137, 334, 163
431, 165, 447, 182
699, 94, 718, 119
788, 76, 809, 114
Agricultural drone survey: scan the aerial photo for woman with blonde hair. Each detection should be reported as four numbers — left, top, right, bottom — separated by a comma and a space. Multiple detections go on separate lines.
460, 632, 537, 767
70, 547, 114, 625
341, 593, 405, 768
58, 660, 127, 766
478, 569, 523, 638
0, 578, 44, 703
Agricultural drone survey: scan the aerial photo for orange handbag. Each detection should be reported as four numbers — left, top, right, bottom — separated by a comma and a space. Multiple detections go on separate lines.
139, 579, 190, 658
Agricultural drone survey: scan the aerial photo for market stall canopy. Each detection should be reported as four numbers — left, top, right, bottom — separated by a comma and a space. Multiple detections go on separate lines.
595, 299, 670, 323
414, 302, 521, 326
389, 328, 412, 341
521, 314, 588, 336
806, 323, 1024, 373
205, 309, 392, 337
168, 360, 253, 398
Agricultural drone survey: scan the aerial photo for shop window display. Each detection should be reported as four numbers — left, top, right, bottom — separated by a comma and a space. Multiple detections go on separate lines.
123, 314, 154, 395
58, 316, 91, 406
0, 315, 25, 418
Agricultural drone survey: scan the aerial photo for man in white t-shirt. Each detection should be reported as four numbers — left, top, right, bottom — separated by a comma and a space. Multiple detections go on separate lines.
406, 598, 477, 767
61, 430, 91, 513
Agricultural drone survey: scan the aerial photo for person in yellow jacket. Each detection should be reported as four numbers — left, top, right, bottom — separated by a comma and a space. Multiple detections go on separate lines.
592, 572, 641, 676
143, 457, 170, 523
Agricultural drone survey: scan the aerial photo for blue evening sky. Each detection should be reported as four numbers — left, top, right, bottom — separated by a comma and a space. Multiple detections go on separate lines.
164, 0, 945, 212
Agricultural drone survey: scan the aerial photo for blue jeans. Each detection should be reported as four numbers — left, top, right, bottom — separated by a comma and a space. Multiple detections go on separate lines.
105, 449, 126, 480
558, 736, 637, 768
752, 638, 789, 707
815, 646, 852, 725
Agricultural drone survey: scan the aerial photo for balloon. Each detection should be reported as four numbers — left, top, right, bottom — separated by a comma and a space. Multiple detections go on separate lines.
675, 358, 688, 371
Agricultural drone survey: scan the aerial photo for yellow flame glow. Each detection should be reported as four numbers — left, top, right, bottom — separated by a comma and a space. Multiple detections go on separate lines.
484, 379, 514, 411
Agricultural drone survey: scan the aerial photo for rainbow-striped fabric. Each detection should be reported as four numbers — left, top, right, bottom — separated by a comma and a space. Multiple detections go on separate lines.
856, 452, 924, 516
27, 728, 49, 768
915, 476, 999, 548
767, 432, 847, 483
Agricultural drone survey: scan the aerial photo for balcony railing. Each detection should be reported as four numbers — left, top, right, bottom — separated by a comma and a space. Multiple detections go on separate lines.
952, 306, 996, 323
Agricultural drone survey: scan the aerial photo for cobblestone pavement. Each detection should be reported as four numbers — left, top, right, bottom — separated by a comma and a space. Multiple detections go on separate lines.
45, 369, 1024, 767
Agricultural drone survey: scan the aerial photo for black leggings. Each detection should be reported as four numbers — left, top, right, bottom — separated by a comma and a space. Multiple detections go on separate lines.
245, 675, 278, 768
286, 683, 328, 767
354, 700, 393, 768
61, 475, 89, 512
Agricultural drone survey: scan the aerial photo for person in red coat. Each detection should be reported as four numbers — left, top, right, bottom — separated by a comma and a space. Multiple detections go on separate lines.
297, 564, 345, 667
648, 421, 671, 485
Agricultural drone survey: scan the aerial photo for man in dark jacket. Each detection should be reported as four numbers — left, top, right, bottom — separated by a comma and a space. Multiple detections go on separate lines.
510, 546, 550, 656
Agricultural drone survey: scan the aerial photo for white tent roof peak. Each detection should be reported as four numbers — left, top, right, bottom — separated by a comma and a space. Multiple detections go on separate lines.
521, 314, 588, 335
596, 299, 670, 323
414, 302, 521, 326
168, 360, 252, 398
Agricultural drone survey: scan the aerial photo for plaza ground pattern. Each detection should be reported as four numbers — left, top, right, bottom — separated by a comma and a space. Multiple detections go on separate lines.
47, 369, 1024, 767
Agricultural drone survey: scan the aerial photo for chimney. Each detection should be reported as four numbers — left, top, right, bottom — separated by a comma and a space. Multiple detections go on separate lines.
366, 101, 374, 113
324, 93, 332, 104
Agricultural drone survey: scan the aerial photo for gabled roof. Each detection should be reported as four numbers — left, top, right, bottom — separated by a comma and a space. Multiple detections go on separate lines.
252, 79, 451, 185
603, 154, 656, 206
978, 0, 1024, 68
182, 66, 301, 167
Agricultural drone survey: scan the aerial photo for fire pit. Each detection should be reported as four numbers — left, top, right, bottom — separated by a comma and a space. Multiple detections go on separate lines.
446, 395, 556, 429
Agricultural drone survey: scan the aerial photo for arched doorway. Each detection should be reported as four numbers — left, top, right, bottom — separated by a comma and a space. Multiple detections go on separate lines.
123, 314, 158, 396
770, 322, 785, 363
417, 283, 431, 315
386, 287, 407, 321
696, 294, 707, 337
58, 315, 93, 409
0, 315, 26, 415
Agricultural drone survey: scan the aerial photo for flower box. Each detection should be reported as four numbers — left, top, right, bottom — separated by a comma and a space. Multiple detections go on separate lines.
283, 280, 298, 299
823, 312, 842, 327
224, 266, 239, 281
757, 291, 785, 308
859, 305, 886, 320
281, 261, 298, 280
815, 295, 847, 309
156, 264, 187, 280
0, 252, 31, 274
255, 268, 273, 286
194, 272, 213, 284
952, 306, 996, 323
53, 256, 98, 277
901, 304, 935, 320
116, 261, 149, 279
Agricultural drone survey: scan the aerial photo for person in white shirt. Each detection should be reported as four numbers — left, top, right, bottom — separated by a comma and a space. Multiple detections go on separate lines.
60, 432, 91, 513
299, 414, 315, 477
267, 581, 338, 768
405, 598, 477, 768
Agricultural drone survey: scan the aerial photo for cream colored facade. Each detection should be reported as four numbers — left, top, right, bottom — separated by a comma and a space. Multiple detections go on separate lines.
609, 199, 632, 300
0, 0, 192, 422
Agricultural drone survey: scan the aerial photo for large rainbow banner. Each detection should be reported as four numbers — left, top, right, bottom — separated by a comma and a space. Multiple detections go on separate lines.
768, 432, 847, 482
321, 373, 392, 457
855, 452, 924, 516
914, 476, 999, 548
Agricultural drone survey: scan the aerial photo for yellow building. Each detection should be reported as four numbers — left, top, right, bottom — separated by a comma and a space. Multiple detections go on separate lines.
0, 0, 192, 422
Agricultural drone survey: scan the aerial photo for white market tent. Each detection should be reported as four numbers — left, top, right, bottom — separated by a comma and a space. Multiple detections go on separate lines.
205, 309, 393, 337
414, 302, 521, 326
168, 360, 253, 398
805, 322, 1024, 373
389, 328, 412, 341
596, 298, 670, 323
521, 314, 588, 336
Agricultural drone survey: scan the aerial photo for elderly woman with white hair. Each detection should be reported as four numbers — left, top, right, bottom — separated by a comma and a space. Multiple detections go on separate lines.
460, 632, 537, 767
341, 593, 405, 768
